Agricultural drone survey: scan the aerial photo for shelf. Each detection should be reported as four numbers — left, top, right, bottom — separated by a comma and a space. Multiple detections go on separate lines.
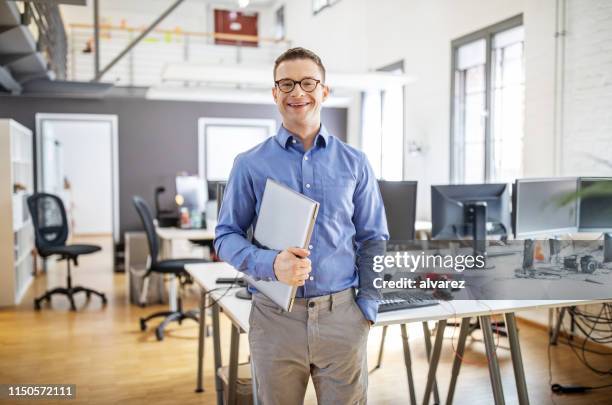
1, 119, 34, 307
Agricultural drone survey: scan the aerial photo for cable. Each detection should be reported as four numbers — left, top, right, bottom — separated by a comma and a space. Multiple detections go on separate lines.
558, 305, 612, 376
203, 273, 243, 309
548, 340, 559, 405
551, 382, 612, 394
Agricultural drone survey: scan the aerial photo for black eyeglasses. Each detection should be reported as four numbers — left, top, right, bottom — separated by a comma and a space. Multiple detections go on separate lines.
275, 78, 321, 93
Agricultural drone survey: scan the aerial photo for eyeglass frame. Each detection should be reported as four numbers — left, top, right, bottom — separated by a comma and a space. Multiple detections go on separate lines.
274, 77, 322, 93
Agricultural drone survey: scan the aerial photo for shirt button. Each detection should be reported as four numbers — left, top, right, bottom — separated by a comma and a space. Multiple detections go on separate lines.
308, 302, 315, 308
304, 156, 309, 161
292, 139, 297, 144
305, 183, 311, 189
309, 276, 314, 281
308, 244, 313, 250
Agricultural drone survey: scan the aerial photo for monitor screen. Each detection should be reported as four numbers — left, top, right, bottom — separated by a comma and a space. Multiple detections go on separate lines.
175, 175, 208, 213
514, 178, 578, 237
204, 124, 272, 182
378, 181, 417, 240
431, 183, 511, 239
578, 177, 612, 231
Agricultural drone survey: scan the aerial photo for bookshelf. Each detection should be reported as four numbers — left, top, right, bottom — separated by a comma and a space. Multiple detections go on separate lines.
0, 119, 35, 306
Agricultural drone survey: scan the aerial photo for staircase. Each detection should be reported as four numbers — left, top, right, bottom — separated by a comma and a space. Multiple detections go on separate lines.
0, 0, 111, 97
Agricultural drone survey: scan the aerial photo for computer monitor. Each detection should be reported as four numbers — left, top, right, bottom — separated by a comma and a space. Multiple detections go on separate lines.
513, 178, 578, 238
578, 177, 612, 232
431, 183, 511, 257
378, 180, 417, 240
175, 175, 208, 214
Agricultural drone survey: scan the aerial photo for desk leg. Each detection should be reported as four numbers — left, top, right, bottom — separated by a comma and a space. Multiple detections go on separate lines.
228, 324, 240, 405
479, 315, 505, 405
195, 289, 206, 393
161, 238, 178, 312
422, 322, 441, 405
445, 317, 470, 405
504, 313, 529, 405
550, 307, 566, 345
370, 325, 388, 373
400, 324, 417, 405
212, 303, 223, 405
422, 320, 446, 405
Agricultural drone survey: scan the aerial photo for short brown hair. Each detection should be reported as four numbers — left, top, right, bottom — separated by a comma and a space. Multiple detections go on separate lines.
273, 47, 326, 82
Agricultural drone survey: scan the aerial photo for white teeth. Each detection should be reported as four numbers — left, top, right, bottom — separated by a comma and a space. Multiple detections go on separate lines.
289, 103, 308, 107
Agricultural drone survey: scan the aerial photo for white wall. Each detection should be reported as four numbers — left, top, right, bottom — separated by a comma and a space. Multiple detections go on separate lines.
279, 0, 611, 219
365, 0, 527, 219
561, 0, 612, 176
48, 121, 114, 235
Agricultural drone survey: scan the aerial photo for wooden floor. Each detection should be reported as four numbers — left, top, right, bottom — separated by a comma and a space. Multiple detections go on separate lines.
1, 236, 610, 405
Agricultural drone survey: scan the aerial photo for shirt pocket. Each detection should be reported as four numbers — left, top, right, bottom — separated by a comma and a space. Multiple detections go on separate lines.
322, 176, 356, 221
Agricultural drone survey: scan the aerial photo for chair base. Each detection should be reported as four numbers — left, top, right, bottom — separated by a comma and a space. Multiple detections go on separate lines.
140, 309, 199, 341
34, 286, 107, 311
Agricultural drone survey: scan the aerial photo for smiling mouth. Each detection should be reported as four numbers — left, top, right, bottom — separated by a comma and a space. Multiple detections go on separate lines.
287, 102, 310, 108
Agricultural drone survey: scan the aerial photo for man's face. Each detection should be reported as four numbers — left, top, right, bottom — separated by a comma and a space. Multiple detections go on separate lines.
273, 58, 329, 126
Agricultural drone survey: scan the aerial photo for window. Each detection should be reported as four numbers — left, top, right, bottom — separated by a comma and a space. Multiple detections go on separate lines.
451, 15, 524, 184
362, 60, 405, 180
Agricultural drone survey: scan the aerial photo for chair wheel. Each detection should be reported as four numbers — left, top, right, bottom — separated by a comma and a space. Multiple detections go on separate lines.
155, 328, 164, 341
34, 300, 41, 310
140, 319, 147, 331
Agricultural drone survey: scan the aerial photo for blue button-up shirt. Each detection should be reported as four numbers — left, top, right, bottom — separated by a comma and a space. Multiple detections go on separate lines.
214, 125, 389, 322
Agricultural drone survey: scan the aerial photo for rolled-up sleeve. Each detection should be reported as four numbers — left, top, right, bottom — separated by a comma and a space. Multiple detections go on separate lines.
214, 155, 278, 281
352, 152, 389, 323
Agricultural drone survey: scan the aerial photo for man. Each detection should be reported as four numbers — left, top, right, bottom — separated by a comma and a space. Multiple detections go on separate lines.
215, 47, 389, 404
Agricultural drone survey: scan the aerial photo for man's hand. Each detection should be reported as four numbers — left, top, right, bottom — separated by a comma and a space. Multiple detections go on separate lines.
273, 247, 311, 286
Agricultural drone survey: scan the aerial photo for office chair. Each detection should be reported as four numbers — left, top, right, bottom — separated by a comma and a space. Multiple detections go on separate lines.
132, 196, 210, 341
28, 193, 107, 311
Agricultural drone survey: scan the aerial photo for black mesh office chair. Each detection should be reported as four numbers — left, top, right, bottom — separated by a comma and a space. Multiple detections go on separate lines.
133, 196, 209, 341
28, 193, 107, 311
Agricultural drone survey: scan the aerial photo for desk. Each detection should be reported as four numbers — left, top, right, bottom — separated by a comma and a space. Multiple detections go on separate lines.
186, 262, 609, 405
156, 224, 215, 311
186, 263, 251, 405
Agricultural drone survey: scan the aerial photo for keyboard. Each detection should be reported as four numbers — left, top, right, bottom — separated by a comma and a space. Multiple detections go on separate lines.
377, 291, 439, 313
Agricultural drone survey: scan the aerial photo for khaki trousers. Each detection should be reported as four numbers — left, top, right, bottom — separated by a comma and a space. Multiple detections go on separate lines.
248, 288, 370, 405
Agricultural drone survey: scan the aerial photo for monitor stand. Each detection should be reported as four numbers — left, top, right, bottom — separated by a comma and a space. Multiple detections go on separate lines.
235, 288, 252, 300
604, 233, 612, 263
465, 202, 492, 269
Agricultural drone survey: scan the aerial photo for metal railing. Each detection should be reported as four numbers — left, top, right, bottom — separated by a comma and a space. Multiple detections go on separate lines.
67, 23, 291, 86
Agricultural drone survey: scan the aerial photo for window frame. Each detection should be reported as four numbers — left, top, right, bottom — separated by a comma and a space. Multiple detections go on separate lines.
378, 59, 406, 180
449, 14, 523, 183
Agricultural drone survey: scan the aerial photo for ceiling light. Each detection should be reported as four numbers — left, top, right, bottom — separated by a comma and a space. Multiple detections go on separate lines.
238, 0, 249, 8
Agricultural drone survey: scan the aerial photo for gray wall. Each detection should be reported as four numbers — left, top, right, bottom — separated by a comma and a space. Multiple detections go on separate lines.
0, 95, 348, 239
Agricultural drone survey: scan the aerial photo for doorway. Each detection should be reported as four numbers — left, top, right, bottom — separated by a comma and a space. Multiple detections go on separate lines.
35, 113, 119, 242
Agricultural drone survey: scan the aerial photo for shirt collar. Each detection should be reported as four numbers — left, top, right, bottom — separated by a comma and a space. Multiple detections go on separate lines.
275, 124, 330, 149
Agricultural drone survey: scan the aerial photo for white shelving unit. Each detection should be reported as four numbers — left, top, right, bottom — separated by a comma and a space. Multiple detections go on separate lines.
0, 119, 35, 306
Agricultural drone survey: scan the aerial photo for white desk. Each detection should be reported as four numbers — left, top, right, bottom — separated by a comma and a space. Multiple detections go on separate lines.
156, 226, 216, 246
155, 224, 216, 311
186, 262, 251, 405
186, 262, 610, 405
